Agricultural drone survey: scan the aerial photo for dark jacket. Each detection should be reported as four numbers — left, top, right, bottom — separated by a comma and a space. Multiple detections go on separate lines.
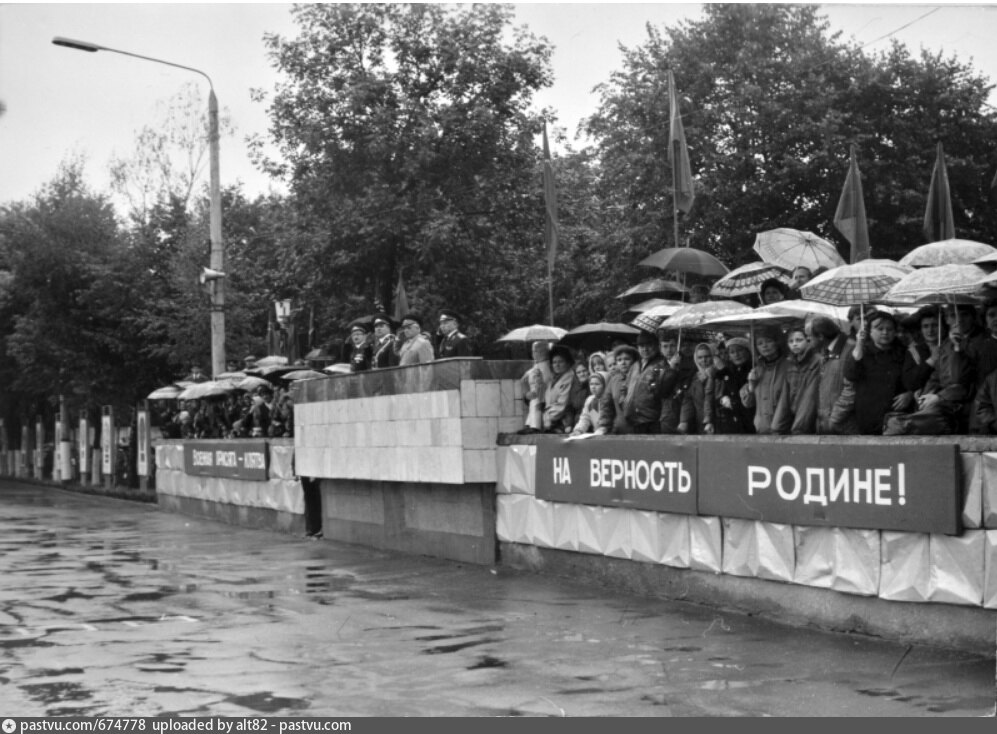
902, 342, 936, 394
349, 343, 373, 372
623, 355, 677, 432
679, 369, 712, 434
818, 334, 856, 434
704, 361, 755, 434
436, 331, 474, 359
842, 340, 906, 435
659, 356, 695, 434
373, 334, 400, 368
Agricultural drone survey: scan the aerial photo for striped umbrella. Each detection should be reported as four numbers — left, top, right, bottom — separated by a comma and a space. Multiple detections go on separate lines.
709, 261, 792, 299
753, 228, 845, 272
799, 259, 912, 306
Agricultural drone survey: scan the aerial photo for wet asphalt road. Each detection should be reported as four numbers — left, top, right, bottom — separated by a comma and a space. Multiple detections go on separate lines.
0, 480, 994, 717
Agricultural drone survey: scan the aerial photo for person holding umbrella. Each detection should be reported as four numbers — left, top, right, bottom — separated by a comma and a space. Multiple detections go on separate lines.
843, 310, 911, 435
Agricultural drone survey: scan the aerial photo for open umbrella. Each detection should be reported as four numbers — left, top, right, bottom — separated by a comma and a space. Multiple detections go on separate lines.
177, 381, 234, 401
699, 301, 851, 333
616, 277, 691, 300
496, 324, 568, 343
753, 228, 846, 272
882, 263, 989, 304
237, 375, 271, 392
898, 239, 997, 269
630, 302, 689, 332
660, 300, 753, 330
624, 297, 687, 314
799, 259, 912, 306
559, 322, 640, 352
147, 385, 183, 401
254, 355, 289, 368
324, 363, 353, 375
708, 261, 792, 299
637, 247, 729, 278
283, 369, 327, 381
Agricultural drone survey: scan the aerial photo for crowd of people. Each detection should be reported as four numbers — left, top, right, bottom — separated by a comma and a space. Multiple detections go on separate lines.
518, 267, 997, 438
332, 309, 476, 370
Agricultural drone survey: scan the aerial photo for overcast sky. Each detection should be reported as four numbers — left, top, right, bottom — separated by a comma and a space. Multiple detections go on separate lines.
2, 3, 996, 208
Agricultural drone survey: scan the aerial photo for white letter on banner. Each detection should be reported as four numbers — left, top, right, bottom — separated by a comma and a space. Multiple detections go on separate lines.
553, 457, 571, 485
829, 469, 849, 503
897, 463, 906, 506
635, 461, 649, 490
623, 460, 637, 489
803, 468, 827, 505
591, 460, 604, 487
747, 466, 771, 496
775, 466, 802, 501
665, 461, 679, 491
852, 468, 873, 504
610, 459, 624, 487
677, 465, 692, 493
651, 461, 664, 492
874, 468, 891, 505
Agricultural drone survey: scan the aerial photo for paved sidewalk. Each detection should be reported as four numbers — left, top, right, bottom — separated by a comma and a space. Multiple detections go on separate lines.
0, 481, 993, 717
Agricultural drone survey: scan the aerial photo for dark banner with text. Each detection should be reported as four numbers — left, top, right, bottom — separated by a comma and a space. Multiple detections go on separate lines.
535, 437, 698, 514
183, 440, 269, 481
697, 442, 961, 534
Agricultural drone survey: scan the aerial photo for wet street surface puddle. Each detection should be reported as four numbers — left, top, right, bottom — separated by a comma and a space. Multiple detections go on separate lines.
0, 481, 994, 716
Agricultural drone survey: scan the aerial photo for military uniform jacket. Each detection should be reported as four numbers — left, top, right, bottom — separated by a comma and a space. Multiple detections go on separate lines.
437, 331, 473, 359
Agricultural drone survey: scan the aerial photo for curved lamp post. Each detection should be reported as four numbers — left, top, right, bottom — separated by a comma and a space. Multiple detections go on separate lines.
52, 36, 226, 378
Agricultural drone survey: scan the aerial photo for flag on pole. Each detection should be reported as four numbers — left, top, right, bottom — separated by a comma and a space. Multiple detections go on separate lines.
542, 121, 560, 271
833, 145, 871, 263
307, 307, 315, 350
923, 141, 955, 242
668, 70, 695, 214
393, 271, 410, 322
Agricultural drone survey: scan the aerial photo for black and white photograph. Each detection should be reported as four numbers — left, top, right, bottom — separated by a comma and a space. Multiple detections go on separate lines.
0, 2, 995, 720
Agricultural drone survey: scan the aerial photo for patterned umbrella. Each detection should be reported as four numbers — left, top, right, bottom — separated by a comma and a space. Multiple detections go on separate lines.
637, 247, 729, 277
709, 261, 792, 299
660, 300, 754, 330
283, 369, 327, 381
799, 259, 912, 306
753, 228, 846, 272
496, 324, 567, 343
898, 239, 997, 268
624, 297, 688, 314
254, 355, 289, 368
699, 301, 851, 333
616, 277, 690, 300
628, 303, 687, 333
882, 263, 989, 304
236, 375, 271, 392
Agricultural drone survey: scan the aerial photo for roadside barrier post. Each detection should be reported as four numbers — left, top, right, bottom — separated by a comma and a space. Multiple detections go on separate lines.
58, 395, 72, 483
136, 401, 150, 491
33, 416, 43, 480
101, 406, 115, 491
78, 411, 90, 486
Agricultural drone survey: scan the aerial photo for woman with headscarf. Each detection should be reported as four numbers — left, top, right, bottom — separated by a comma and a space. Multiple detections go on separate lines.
518, 341, 552, 434
705, 337, 755, 434
570, 370, 608, 436
678, 342, 715, 434
543, 345, 581, 433
740, 325, 789, 434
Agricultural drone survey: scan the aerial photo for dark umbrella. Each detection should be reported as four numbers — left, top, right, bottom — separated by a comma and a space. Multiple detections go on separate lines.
638, 247, 729, 278
559, 322, 640, 352
616, 278, 691, 301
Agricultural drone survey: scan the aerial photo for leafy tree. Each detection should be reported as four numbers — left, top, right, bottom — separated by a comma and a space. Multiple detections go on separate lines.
250, 3, 555, 345
583, 4, 997, 274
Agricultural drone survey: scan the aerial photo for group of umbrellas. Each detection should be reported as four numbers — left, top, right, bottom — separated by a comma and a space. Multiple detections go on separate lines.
146, 355, 334, 402
498, 229, 997, 353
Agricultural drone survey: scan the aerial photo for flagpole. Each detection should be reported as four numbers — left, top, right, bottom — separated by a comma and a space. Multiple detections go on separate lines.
547, 266, 555, 326
673, 139, 682, 249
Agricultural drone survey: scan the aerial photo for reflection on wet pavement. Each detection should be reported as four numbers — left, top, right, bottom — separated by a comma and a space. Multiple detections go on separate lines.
0, 481, 993, 717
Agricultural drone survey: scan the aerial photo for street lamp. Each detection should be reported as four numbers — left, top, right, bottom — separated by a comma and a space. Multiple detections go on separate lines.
52, 36, 226, 378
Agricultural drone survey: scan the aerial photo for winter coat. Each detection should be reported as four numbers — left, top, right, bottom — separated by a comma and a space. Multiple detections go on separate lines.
704, 362, 755, 434
741, 351, 789, 435
398, 333, 435, 365
597, 370, 632, 435
623, 355, 678, 433
543, 370, 579, 433
679, 369, 712, 434
842, 340, 906, 435
817, 334, 856, 434
773, 349, 820, 434
902, 342, 936, 394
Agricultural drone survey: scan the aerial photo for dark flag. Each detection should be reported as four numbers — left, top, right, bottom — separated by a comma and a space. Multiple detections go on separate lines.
393, 272, 410, 323
833, 145, 871, 263
542, 121, 560, 271
923, 141, 955, 242
668, 70, 694, 214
